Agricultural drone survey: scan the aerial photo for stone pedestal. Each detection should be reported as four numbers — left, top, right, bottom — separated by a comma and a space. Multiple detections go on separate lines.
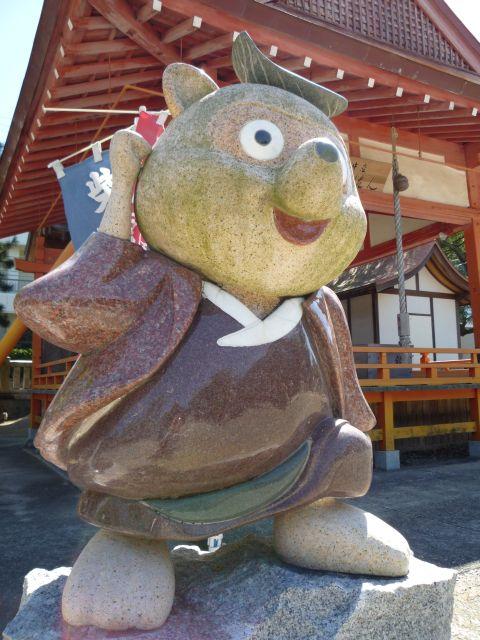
3, 535, 456, 640
374, 449, 401, 471
468, 440, 480, 459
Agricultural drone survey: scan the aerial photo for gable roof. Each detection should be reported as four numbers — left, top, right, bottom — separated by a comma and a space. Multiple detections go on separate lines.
2, 0, 480, 239
332, 241, 469, 302
263, 0, 480, 73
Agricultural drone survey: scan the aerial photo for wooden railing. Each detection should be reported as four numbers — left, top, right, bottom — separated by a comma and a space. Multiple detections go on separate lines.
32, 356, 77, 390
29, 347, 480, 452
0, 359, 32, 393
353, 346, 480, 450
353, 346, 480, 386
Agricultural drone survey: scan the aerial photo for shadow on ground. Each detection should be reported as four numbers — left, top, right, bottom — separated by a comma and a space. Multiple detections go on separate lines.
1, 417, 479, 634
0, 418, 94, 630
350, 459, 480, 569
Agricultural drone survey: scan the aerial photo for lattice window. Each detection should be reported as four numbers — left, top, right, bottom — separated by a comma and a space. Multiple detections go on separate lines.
278, 0, 474, 70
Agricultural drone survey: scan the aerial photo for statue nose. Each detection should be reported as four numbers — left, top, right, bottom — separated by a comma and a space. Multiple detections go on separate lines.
274, 137, 344, 221
315, 139, 339, 163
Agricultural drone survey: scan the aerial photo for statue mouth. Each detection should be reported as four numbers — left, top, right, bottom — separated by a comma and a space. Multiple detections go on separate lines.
273, 208, 330, 245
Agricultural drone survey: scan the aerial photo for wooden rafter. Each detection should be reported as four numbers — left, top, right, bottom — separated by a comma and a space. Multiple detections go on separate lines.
89, 0, 178, 64
161, 15, 202, 43
62, 56, 162, 79
53, 69, 162, 99
344, 87, 400, 102
36, 117, 130, 140
184, 32, 237, 61
64, 39, 140, 56
136, 0, 162, 24
348, 100, 444, 118
280, 56, 311, 72
369, 107, 471, 123
325, 77, 373, 92
49, 87, 162, 109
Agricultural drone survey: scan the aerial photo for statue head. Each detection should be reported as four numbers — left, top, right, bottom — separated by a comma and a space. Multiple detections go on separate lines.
135, 33, 366, 313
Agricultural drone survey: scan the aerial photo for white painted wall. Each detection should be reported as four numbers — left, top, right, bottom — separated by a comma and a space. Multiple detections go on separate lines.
377, 292, 459, 361
350, 295, 374, 344
378, 293, 401, 345
433, 298, 459, 359
359, 138, 469, 207
418, 267, 452, 293
406, 296, 430, 314
409, 315, 434, 353
377, 293, 433, 362
368, 213, 431, 247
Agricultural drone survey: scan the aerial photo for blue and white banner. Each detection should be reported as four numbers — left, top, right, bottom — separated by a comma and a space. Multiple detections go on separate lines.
56, 151, 111, 249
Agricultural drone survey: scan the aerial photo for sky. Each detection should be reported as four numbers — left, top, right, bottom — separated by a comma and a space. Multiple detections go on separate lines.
0, 0, 479, 143
0, 0, 43, 142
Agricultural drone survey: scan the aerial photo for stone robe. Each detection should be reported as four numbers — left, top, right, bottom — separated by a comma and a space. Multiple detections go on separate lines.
15, 232, 375, 539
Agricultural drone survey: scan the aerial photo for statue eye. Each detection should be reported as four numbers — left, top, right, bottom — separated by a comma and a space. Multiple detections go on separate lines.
239, 119, 284, 160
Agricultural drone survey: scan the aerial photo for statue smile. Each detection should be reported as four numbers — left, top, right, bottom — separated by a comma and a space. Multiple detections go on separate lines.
273, 208, 330, 246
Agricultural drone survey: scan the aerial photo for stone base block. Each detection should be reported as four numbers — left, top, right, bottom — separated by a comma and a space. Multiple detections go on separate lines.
3, 534, 456, 640
468, 440, 480, 459
374, 449, 401, 471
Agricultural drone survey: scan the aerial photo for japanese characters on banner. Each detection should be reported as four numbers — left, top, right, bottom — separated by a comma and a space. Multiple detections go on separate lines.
51, 111, 165, 250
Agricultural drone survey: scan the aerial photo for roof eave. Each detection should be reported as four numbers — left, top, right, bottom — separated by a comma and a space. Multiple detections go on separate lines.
242, 0, 480, 101
0, 0, 71, 202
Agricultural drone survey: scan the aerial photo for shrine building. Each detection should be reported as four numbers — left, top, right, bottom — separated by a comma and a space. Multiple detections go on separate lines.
1, 0, 480, 468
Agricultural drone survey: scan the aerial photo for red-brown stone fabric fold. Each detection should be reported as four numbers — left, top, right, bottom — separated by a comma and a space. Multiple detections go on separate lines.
14, 232, 202, 468
304, 287, 376, 432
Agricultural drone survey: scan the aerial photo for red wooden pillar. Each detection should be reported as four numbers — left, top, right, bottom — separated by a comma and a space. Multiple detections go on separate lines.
465, 144, 480, 348
465, 221, 480, 348
464, 145, 480, 447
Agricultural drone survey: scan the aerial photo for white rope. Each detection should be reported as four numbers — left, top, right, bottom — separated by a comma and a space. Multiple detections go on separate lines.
44, 107, 165, 115
48, 129, 131, 166
391, 126, 412, 352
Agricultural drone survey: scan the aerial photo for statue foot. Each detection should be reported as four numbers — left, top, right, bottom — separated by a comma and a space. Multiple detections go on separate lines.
274, 498, 412, 577
62, 529, 175, 631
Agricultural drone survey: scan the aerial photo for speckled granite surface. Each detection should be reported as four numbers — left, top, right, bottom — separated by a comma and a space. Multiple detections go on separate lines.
4, 534, 456, 640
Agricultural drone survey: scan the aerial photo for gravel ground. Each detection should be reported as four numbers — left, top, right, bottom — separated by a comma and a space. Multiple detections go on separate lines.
350, 457, 480, 640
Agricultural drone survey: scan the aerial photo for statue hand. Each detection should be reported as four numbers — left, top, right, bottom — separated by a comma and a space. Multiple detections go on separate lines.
98, 129, 152, 240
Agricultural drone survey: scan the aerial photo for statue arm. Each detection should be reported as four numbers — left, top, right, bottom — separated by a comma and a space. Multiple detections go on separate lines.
13, 232, 173, 354
98, 129, 152, 240
304, 287, 376, 432
323, 287, 376, 432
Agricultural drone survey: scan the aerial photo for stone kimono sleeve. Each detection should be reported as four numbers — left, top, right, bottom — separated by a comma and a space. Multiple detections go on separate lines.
14, 231, 202, 467
304, 286, 376, 432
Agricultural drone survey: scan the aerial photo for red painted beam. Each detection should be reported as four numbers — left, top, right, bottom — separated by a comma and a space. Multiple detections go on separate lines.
360, 190, 475, 225
352, 222, 455, 266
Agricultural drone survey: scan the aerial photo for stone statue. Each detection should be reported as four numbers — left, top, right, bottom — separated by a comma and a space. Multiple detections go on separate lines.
15, 33, 411, 631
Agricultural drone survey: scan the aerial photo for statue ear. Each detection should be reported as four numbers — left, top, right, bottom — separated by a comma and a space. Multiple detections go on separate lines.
162, 63, 218, 118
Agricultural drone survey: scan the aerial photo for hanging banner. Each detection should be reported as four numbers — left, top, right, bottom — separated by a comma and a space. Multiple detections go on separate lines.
52, 111, 166, 250
58, 151, 112, 250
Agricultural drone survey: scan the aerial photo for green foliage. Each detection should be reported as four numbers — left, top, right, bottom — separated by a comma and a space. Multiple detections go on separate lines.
9, 346, 32, 360
439, 231, 472, 336
440, 231, 467, 276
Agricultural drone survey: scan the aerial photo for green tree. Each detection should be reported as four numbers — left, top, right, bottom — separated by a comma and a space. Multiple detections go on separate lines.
440, 231, 467, 275
439, 231, 472, 335
0, 237, 17, 328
